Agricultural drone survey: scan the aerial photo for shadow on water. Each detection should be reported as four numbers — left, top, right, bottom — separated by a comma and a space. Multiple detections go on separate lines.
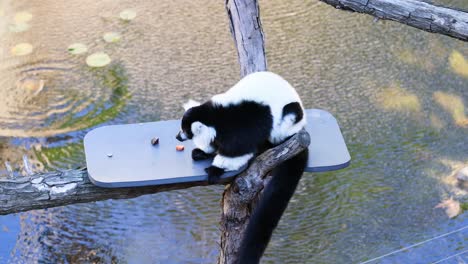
0, 0, 467, 263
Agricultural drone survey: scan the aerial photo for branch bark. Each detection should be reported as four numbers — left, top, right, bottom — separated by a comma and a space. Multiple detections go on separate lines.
0, 168, 209, 215
225, 0, 267, 77
218, 1, 294, 263
320, 0, 468, 41
218, 129, 310, 264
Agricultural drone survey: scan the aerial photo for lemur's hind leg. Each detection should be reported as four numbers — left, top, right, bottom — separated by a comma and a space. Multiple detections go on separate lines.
192, 148, 215, 161
205, 153, 254, 184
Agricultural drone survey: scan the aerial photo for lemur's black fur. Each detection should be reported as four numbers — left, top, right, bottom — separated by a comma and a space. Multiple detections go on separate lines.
237, 149, 308, 264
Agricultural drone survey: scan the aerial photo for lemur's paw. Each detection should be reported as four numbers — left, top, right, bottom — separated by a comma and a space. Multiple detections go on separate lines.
205, 166, 225, 184
192, 148, 212, 161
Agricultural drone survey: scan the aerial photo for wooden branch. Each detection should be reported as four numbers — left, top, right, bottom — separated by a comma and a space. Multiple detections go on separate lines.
218, 129, 310, 264
218, 1, 298, 263
225, 0, 267, 77
0, 168, 209, 215
320, 0, 468, 41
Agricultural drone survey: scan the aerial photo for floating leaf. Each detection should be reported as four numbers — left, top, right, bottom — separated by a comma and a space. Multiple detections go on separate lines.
449, 50, 468, 77
103, 32, 121, 43
11, 43, 33, 56
86, 52, 111, 67
9, 22, 30, 33
67, 43, 88, 55
14, 11, 33, 23
119, 9, 136, 21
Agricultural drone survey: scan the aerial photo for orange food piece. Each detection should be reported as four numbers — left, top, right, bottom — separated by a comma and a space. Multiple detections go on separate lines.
176, 145, 185, 151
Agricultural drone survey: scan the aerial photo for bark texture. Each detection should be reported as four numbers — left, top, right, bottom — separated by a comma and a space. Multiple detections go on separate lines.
218, 1, 305, 263
320, 0, 468, 41
0, 168, 209, 215
218, 130, 310, 264
225, 0, 267, 77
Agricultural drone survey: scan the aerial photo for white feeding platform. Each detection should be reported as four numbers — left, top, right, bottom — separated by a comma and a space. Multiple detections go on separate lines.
84, 109, 351, 188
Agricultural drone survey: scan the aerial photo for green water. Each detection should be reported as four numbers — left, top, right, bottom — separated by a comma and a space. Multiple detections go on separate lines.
0, 0, 467, 263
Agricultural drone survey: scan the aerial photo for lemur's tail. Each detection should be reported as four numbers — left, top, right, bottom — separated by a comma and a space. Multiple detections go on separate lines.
236, 149, 309, 264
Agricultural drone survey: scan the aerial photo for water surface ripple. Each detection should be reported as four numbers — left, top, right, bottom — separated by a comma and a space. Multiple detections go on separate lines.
0, 0, 467, 263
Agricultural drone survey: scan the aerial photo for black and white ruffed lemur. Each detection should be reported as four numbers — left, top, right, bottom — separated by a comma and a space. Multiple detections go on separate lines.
176, 71, 308, 264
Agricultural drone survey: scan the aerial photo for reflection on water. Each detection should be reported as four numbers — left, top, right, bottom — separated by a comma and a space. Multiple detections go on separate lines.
0, 0, 467, 263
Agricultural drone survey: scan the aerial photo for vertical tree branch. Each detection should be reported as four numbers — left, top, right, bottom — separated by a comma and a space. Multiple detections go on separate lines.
218, 130, 310, 264
225, 0, 267, 78
219, 1, 269, 263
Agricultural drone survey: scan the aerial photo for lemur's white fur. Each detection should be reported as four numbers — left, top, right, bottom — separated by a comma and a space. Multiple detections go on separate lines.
212, 153, 254, 171
211, 71, 306, 144
191, 121, 216, 154
183, 99, 201, 111
182, 72, 305, 172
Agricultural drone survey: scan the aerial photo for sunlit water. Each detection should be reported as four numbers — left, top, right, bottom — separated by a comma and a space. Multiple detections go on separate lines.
0, 0, 467, 263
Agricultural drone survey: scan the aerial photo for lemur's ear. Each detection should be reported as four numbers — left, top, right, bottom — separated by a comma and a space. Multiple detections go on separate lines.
183, 99, 201, 111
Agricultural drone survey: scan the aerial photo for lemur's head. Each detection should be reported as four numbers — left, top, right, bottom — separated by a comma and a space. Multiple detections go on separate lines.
176, 99, 206, 142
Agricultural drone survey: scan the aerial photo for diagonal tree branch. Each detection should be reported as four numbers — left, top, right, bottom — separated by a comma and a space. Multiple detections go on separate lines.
320, 0, 468, 41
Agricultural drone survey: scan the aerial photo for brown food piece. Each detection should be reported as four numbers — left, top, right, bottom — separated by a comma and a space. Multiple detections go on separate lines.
176, 145, 184, 151
151, 137, 159, 145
